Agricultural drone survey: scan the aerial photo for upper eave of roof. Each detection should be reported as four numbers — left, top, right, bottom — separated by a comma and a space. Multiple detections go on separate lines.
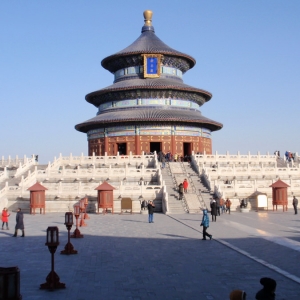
101, 15, 196, 72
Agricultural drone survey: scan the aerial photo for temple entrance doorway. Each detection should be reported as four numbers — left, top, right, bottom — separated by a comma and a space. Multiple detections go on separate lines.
150, 142, 161, 154
117, 143, 127, 155
183, 143, 192, 158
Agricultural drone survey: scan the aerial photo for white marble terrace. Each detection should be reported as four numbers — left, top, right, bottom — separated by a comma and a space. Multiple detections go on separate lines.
192, 151, 300, 211
1, 151, 300, 214
0, 152, 169, 214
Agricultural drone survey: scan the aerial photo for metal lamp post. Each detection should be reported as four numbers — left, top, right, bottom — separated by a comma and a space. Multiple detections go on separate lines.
71, 205, 83, 238
61, 212, 78, 255
0, 267, 22, 300
83, 196, 90, 220
40, 226, 65, 290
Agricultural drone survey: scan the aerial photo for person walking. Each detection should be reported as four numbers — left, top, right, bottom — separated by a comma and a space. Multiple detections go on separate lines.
220, 198, 225, 214
147, 201, 155, 223
178, 183, 183, 200
200, 209, 212, 240
2, 208, 10, 230
183, 179, 189, 193
210, 198, 217, 222
292, 196, 298, 215
225, 198, 232, 214
12, 208, 25, 237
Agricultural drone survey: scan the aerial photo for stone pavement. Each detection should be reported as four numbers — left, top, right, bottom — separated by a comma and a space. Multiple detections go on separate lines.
1, 210, 300, 299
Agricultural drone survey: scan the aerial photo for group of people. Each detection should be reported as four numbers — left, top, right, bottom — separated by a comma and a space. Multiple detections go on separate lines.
285, 150, 296, 162
178, 179, 189, 200
209, 197, 232, 221
229, 277, 277, 299
158, 151, 191, 166
1, 207, 25, 237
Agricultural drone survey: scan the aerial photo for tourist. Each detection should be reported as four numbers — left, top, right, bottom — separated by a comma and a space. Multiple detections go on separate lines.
141, 199, 148, 211
229, 290, 247, 300
1, 207, 10, 230
225, 198, 232, 214
220, 197, 225, 213
200, 209, 212, 240
147, 200, 155, 223
240, 199, 247, 209
292, 196, 298, 215
178, 183, 183, 200
12, 208, 25, 237
255, 277, 276, 300
285, 151, 289, 162
174, 153, 178, 162
183, 179, 188, 193
210, 198, 217, 222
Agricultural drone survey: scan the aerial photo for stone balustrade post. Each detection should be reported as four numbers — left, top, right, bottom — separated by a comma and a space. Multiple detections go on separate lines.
47, 162, 51, 177
104, 152, 108, 165
78, 181, 81, 196
109, 165, 112, 178
234, 179, 237, 195
141, 164, 144, 176
125, 164, 128, 178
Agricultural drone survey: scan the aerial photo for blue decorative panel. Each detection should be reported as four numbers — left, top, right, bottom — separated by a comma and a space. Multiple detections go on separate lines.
146, 57, 158, 74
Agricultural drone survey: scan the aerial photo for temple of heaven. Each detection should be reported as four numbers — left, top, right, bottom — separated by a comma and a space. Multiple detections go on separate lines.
75, 10, 222, 156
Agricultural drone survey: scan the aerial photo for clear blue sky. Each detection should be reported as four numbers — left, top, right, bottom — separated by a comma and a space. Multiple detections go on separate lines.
1, 1, 299, 163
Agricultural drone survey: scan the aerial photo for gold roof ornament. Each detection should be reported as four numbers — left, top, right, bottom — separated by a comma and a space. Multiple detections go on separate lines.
143, 10, 153, 27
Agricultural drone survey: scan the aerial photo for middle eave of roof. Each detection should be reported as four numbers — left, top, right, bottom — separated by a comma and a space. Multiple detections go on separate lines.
85, 77, 212, 105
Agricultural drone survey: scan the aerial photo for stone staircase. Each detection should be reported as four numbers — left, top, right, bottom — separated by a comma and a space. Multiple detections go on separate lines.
161, 163, 186, 214
161, 162, 209, 214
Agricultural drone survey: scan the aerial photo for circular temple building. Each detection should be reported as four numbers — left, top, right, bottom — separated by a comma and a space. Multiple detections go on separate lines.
75, 10, 222, 157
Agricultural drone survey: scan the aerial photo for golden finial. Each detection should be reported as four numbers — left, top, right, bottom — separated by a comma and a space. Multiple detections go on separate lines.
143, 10, 153, 26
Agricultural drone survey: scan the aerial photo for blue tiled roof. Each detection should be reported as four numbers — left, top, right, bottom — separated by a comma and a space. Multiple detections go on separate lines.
75, 107, 222, 133
86, 77, 212, 105
101, 29, 195, 72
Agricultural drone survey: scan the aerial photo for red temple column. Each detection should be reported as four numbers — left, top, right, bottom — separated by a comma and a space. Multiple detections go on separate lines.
135, 135, 141, 155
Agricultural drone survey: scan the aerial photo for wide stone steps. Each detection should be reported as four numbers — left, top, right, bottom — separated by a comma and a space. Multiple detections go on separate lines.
161, 164, 186, 214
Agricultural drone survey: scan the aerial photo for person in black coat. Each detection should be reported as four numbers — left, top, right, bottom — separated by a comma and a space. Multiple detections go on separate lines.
147, 201, 155, 223
178, 183, 183, 200
12, 208, 25, 237
210, 199, 217, 222
255, 277, 276, 300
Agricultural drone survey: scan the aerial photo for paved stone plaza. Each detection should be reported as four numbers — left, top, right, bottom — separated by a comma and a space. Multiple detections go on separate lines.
1, 210, 300, 299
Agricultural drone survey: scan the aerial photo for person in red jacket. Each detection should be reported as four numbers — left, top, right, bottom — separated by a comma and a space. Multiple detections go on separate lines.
183, 179, 189, 193
2, 207, 10, 230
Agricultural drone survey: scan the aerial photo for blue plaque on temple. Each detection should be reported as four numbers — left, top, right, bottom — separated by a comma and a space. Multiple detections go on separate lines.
146, 57, 158, 74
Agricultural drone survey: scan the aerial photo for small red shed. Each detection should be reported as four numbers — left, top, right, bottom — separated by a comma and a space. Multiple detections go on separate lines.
95, 181, 115, 214
269, 179, 290, 212
27, 181, 48, 215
